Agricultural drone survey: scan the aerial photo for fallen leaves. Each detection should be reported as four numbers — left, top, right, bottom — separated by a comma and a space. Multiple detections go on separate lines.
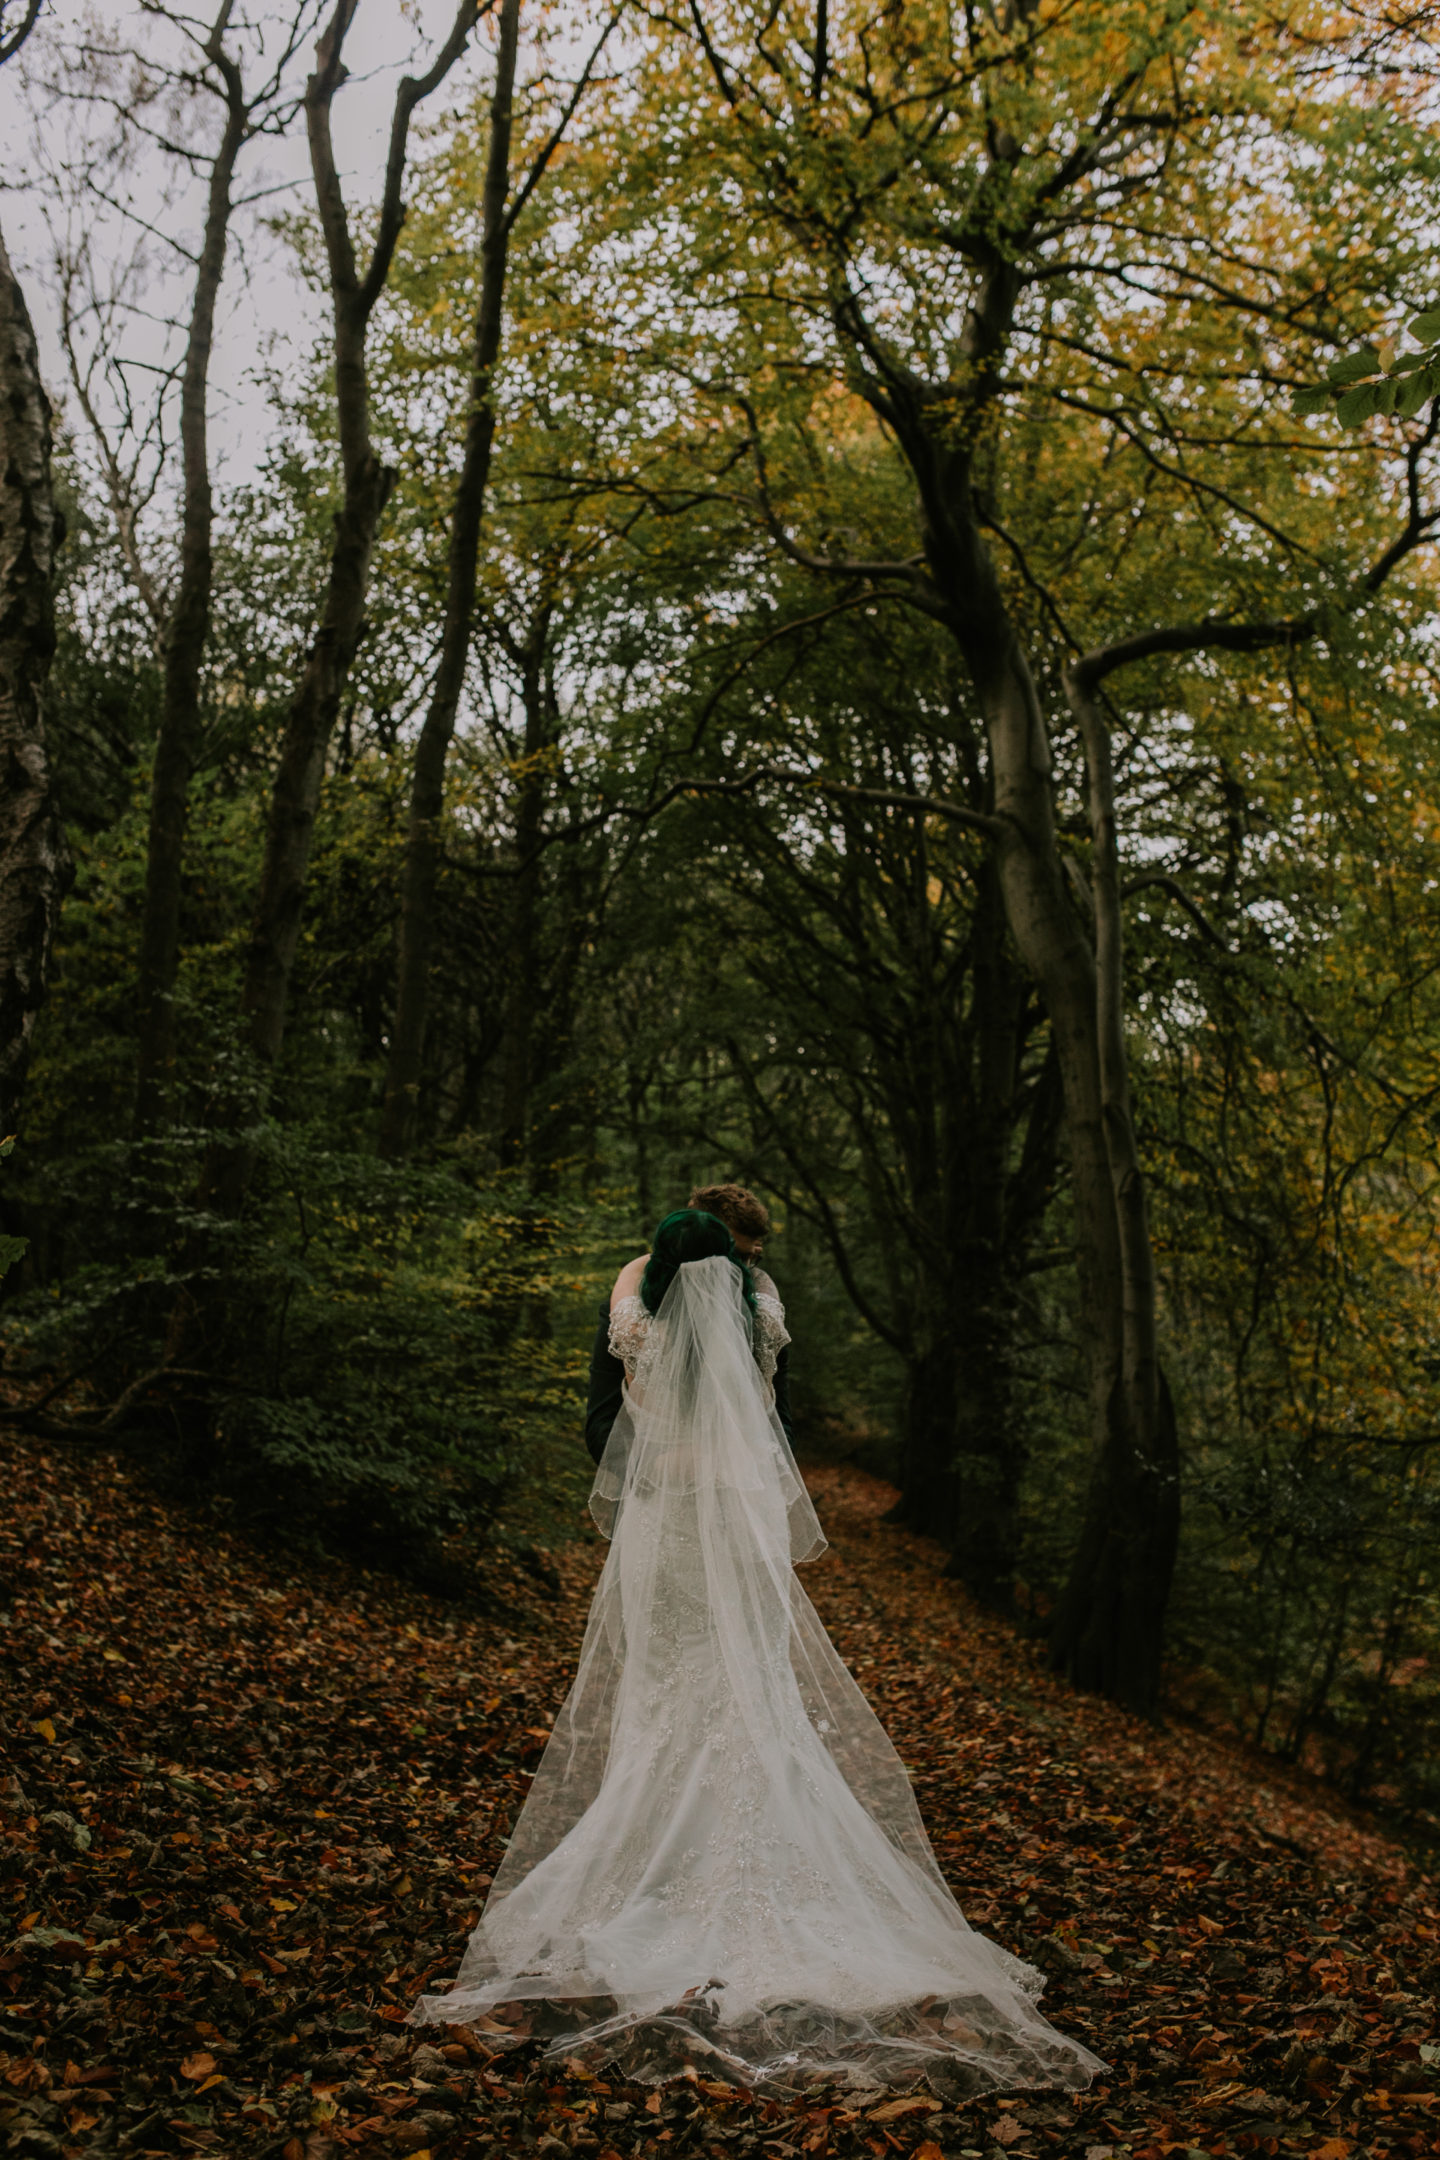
0, 1442, 1436, 2160
866, 2095, 941, 2121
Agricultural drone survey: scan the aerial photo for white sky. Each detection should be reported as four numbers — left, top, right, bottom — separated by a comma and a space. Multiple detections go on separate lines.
0, 0, 485, 490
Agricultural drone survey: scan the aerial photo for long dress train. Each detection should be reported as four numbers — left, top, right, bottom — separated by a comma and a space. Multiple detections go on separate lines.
411, 1256, 1102, 2096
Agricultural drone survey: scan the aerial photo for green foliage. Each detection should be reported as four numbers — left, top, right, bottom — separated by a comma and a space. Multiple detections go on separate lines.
6, 1118, 598, 1577
1296, 314, 1440, 429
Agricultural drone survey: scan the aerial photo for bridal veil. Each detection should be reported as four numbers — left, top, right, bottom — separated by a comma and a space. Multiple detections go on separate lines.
412, 1254, 1101, 2095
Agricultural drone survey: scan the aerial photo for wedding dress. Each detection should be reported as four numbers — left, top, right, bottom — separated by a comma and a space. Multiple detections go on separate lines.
411, 1256, 1102, 2095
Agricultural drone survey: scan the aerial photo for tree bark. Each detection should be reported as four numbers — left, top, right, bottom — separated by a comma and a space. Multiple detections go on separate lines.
947, 590, 1176, 1708
1047, 667, 1181, 1704
0, 215, 72, 1135
886, 853, 1046, 1605
381, 0, 518, 1158
133, 9, 247, 1134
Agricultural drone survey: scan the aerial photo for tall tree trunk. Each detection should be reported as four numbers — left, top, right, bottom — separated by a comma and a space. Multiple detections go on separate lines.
960, 598, 1168, 1712
839, 238, 1178, 1713
1049, 668, 1180, 1706
238, 376, 392, 1084
381, 0, 520, 1159
0, 217, 72, 1134
201, 0, 479, 1211
133, 14, 247, 1134
974, 640, 1178, 1711
895, 1303, 1019, 1608
889, 856, 1037, 1605
498, 601, 553, 1169
947, 851, 1025, 1599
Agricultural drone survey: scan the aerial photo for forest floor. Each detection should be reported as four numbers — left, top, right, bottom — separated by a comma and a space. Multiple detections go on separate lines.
1, 1440, 1436, 2160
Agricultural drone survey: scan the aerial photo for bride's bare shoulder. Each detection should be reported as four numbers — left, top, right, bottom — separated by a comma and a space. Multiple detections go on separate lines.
610, 1254, 650, 1309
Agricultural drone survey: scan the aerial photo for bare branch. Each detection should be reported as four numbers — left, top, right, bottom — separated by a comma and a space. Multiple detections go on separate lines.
360, 0, 490, 311
1071, 505, 1440, 692
502, 2, 626, 238
0, 0, 42, 69
1122, 871, 1229, 951
452, 757, 1004, 884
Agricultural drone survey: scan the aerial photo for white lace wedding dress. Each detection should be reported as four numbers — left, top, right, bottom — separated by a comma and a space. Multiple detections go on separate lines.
411, 1256, 1101, 2095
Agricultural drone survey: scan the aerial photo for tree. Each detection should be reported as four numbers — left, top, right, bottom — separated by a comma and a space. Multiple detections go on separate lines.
133, 6, 319, 1133
381, 0, 621, 1159
0, 0, 71, 1136
204, 0, 484, 1209
570, 0, 1440, 1713
591, 591, 1066, 1604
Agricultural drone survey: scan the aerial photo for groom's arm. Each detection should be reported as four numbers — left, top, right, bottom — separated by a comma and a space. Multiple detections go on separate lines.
584, 1299, 625, 1464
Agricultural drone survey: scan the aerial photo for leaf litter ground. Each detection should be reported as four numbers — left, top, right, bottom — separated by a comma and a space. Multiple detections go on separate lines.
1, 1441, 1436, 2160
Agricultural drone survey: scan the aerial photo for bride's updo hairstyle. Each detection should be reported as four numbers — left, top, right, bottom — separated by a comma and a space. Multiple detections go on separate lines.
640, 1208, 758, 1318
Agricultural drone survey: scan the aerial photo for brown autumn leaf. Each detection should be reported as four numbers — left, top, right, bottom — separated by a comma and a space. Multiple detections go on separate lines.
179, 2051, 218, 2081
866, 2096, 942, 2122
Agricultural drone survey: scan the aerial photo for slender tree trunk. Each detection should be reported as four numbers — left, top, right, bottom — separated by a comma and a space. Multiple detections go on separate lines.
890, 858, 1036, 1605
896, 1304, 1019, 1608
133, 20, 247, 1134
382, 0, 520, 1158
0, 218, 72, 1134
924, 526, 1167, 1706
498, 603, 553, 1167
200, 0, 478, 1212
895, 1330, 961, 1535
239, 374, 392, 1082
947, 852, 1025, 1600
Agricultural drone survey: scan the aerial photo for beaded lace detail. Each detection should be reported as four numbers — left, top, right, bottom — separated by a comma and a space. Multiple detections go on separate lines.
609, 1269, 790, 1395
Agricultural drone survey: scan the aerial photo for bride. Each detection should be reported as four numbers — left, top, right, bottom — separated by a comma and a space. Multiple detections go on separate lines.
412, 1209, 1102, 2095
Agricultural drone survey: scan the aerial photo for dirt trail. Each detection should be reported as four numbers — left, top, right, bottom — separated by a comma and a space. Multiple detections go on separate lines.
0, 1442, 1434, 2160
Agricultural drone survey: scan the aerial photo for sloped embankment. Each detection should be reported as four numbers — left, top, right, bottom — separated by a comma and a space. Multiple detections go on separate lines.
0, 1442, 1434, 2160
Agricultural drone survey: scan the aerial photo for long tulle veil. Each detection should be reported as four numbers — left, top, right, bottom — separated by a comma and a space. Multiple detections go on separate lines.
412, 1255, 1102, 2095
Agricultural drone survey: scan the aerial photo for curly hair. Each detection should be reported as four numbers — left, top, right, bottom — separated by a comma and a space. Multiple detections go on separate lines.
687, 1182, 770, 1240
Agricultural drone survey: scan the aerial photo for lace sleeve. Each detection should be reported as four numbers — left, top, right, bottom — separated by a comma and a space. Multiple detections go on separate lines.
607, 1294, 651, 1384
748, 1269, 791, 1393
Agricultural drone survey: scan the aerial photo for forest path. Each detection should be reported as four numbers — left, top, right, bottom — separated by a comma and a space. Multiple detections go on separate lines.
0, 1441, 1434, 2160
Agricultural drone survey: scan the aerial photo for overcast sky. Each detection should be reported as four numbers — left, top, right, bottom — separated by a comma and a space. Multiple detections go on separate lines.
0, 0, 485, 490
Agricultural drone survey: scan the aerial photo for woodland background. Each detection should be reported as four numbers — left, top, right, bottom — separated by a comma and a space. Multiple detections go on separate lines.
2, 0, 1440, 1846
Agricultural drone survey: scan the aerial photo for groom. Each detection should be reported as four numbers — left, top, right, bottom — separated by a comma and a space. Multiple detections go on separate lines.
583, 1181, 794, 1462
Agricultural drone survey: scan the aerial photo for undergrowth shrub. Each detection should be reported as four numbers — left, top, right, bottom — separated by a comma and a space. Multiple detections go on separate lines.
3, 1122, 595, 1586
